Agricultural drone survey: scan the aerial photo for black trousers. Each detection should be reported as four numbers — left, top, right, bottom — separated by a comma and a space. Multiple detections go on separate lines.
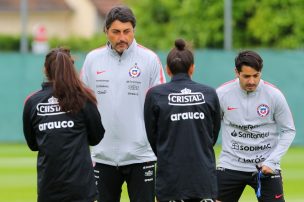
216, 167, 284, 202
94, 161, 156, 202
160, 199, 214, 202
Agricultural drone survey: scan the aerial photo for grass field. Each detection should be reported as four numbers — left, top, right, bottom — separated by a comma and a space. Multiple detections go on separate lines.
0, 144, 303, 202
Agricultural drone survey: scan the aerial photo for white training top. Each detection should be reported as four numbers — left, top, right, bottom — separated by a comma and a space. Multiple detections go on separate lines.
81, 39, 166, 166
216, 78, 295, 172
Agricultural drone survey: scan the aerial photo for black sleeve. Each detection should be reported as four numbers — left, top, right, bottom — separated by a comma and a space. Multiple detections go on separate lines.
144, 90, 159, 156
212, 91, 221, 146
23, 99, 38, 151
83, 101, 105, 146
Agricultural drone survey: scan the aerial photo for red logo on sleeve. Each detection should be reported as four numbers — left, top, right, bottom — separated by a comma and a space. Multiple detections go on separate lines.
97, 70, 106, 75
227, 106, 238, 111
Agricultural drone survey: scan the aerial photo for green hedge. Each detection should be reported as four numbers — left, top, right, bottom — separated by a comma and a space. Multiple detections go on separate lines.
0, 34, 108, 52
49, 34, 108, 52
0, 35, 20, 51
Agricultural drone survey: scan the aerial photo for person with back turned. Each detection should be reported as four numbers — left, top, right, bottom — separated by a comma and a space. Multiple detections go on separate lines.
23, 48, 104, 202
144, 39, 221, 202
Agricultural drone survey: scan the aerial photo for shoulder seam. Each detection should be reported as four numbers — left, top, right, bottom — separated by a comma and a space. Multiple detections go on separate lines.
263, 80, 278, 90
137, 44, 158, 57
24, 90, 40, 105
217, 79, 236, 90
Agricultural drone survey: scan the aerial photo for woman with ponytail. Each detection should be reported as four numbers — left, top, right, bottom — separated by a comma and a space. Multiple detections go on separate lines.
23, 48, 104, 202
144, 39, 221, 202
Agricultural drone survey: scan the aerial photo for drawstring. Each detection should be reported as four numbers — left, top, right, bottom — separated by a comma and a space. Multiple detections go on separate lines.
256, 170, 262, 198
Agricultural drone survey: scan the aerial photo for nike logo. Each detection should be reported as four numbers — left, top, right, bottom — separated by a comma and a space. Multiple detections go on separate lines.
227, 107, 237, 110
275, 194, 283, 199
96, 70, 106, 75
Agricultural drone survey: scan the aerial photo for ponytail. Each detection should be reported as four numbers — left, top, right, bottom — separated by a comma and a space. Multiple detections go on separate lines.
166, 39, 194, 75
44, 48, 96, 113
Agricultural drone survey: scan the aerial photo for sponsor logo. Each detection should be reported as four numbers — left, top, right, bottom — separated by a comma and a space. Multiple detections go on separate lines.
36, 96, 65, 116
231, 142, 271, 151
171, 112, 205, 121
229, 123, 260, 130
275, 194, 283, 199
97, 90, 107, 94
239, 131, 269, 139
238, 155, 265, 163
168, 88, 205, 106
94, 169, 99, 186
231, 130, 237, 137
96, 79, 109, 82
96, 85, 109, 88
230, 130, 269, 139
38, 120, 74, 131
143, 165, 154, 182
96, 70, 106, 75
143, 164, 155, 169
128, 92, 139, 96
216, 167, 225, 171
257, 104, 270, 117
145, 170, 153, 177
227, 106, 237, 110
129, 63, 141, 78
126, 80, 141, 84
128, 85, 139, 91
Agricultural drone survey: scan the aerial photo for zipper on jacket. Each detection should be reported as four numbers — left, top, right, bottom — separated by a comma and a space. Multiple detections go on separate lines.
118, 52, 122, 63
246, 93, 249, 118
247, 93, 248, 117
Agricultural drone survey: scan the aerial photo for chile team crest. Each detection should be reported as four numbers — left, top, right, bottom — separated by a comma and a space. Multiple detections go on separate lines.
129, 64, 141, 78
257, 104, 270, 117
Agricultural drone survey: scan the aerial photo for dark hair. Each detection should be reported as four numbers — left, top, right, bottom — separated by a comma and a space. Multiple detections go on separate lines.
104, 6, 136, 32
235, 50, 263, 72
166, 39, 194, 75
44, 48, 97, 113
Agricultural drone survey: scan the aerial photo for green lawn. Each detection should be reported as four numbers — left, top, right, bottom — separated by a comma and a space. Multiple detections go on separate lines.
0, 144, 303, 202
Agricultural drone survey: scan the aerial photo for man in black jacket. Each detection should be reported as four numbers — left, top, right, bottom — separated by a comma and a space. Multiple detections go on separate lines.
144, 39, 221, 202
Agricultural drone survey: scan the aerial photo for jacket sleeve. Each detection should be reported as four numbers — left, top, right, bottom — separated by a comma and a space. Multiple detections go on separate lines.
144, 89, 159, 156
83, 101, 105, 146
80, 54, 91, 86
212, 90, 221, 146
262, 91, 296, 170
23, 99, 38, 151
149, 54, 166, 87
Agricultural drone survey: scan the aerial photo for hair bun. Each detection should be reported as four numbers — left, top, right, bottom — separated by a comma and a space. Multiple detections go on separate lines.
175, 39, 186, 50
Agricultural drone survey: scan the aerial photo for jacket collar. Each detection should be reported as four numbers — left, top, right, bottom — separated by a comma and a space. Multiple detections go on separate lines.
107, 39, 137, 59
42, 82, 53, 89
236, 78, 263, 95
171, 73, 191, 81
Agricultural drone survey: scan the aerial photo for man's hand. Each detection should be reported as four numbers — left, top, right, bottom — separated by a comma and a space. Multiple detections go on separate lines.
261, 165, 273, 174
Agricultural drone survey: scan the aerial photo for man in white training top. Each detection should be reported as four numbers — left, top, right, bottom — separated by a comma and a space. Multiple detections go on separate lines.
81, 6, 166, 202
216, 50, 295, 202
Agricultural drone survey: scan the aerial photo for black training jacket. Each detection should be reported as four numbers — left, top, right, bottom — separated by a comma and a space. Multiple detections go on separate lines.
23, 82, 105, 202
144, 73, 221, 201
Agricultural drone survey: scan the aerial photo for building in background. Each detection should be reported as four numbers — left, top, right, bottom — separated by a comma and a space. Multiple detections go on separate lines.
0, 0, 121, 38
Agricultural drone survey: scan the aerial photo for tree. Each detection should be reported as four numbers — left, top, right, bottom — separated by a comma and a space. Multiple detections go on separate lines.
245, 0, 304, 48
126, 0, 223, 50
126, 0, 304, 50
